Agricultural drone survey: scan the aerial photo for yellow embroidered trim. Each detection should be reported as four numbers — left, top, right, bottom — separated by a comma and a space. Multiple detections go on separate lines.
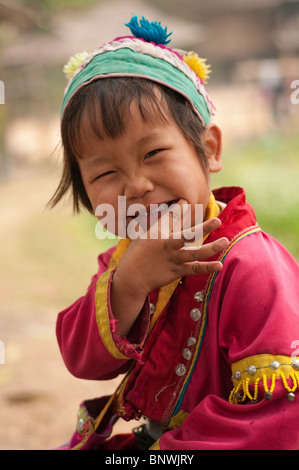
95, 269, 129, 360
229, 354, 299, 404
108, 238, 130, 269
149, 279, 180, 333
148, 411, 189, 450
205, 192, 220, 221
149, 438, 161, 450
168, 410, 189, 429
94, 238, 133, 360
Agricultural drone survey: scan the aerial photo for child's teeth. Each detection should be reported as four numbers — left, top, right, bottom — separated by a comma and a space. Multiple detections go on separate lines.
138, 203, 169, 216
154, 203, 168, 214
149, 203, 169, 215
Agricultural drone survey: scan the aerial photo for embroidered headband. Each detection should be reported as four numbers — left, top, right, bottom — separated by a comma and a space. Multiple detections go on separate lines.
61, 16, 215, 125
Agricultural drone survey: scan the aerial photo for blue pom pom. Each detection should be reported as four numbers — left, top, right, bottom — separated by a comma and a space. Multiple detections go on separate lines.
125, 16, 172, 45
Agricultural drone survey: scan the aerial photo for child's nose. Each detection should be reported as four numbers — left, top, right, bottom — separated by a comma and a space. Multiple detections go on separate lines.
124, 174, 154, 199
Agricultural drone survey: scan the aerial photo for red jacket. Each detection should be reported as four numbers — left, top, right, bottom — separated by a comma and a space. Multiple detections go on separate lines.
57, 187, 299, 450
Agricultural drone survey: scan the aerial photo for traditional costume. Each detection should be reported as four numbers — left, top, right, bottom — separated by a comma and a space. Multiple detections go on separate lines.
57, 187, 299, 450
56, 17, 299, 450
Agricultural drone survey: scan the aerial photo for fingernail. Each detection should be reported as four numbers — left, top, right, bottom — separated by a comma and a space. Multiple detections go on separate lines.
211, 218, 221, 228
219, 239, 229, 250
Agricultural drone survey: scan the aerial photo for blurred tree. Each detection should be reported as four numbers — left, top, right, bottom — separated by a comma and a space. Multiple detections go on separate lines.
144, 0, 299, 83
31, 0, 99, 11
0, 0, 35, 27
0, 0, 41, 48
0, 0, 99, 48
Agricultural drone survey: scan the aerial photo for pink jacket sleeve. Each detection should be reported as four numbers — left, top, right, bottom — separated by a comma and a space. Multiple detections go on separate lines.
56, 246, 150, 380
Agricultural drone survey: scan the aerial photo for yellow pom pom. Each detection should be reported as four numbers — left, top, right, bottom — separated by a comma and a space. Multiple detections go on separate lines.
183, 52, 211, 84
63, 52, 89, 80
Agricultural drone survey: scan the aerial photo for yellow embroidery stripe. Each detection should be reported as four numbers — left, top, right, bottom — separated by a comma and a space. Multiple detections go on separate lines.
221, 225, 261, 259
95, 269, 129, 360
149, 410, 189, 450
94, 238, 131, 360
149, 439, 161, 450
231, 354, 299, 386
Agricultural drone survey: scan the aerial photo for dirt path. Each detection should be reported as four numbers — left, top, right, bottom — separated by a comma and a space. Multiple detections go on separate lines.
0, 165, 134, 450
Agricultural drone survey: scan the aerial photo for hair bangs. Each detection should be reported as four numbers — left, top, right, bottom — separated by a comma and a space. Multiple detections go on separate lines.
78, 77, 170, 142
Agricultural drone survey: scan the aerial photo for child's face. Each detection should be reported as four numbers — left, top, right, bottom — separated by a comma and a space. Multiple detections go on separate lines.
77, 99, 222, 237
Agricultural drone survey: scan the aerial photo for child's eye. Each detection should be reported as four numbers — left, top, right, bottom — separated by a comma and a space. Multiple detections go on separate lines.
145, 149, 164, 159
93, 171, 114, 182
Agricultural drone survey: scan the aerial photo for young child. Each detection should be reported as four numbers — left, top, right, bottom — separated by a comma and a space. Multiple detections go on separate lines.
52, 17, 299, 450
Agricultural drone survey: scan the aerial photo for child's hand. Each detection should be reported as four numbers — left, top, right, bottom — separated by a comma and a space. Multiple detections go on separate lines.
119, 199, 228, 295
111, 199, 229, 337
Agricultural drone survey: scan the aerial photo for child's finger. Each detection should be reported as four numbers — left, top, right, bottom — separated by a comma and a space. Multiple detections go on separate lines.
183, 260, 224, 276
178, 237, 229, 263
202, 217, 222, 236
182, 217, 221, 242
169, 217, 222, 249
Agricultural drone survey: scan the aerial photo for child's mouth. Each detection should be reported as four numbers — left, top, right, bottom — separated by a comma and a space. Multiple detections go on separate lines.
127, 200, 179, 219
125, 200, 181, 236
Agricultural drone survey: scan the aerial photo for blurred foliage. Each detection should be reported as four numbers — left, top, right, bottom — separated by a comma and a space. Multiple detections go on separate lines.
0, 0, 101, 47
143, 0, 194, 20
28, 0, 99, 12
2, 63, 66, 117
211, 131, 299, 260
0, 106, 5, 171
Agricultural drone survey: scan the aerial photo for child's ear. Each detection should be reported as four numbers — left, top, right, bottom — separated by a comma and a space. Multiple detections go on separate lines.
202, 123, 222, 173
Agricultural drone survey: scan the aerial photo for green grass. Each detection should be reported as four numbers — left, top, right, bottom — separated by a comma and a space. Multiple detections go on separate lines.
211, 132, 299, 260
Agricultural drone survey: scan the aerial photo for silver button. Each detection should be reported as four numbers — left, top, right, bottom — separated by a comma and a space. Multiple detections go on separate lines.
187, 337, 196, 347
194, 291, 204, 302
182, 348, 192, 360
234, 370, 242, 380
292, 359, 299, 371
247, 365, 256, 376
190, 308, 201, 321
77, 418, 85, 433
150, 303, 156, 315
175, 364, 187, 376
270, 360, 280, 370
287, 392, 296, 402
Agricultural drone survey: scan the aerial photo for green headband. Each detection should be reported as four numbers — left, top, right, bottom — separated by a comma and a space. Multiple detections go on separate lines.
61, 16, 215, 125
